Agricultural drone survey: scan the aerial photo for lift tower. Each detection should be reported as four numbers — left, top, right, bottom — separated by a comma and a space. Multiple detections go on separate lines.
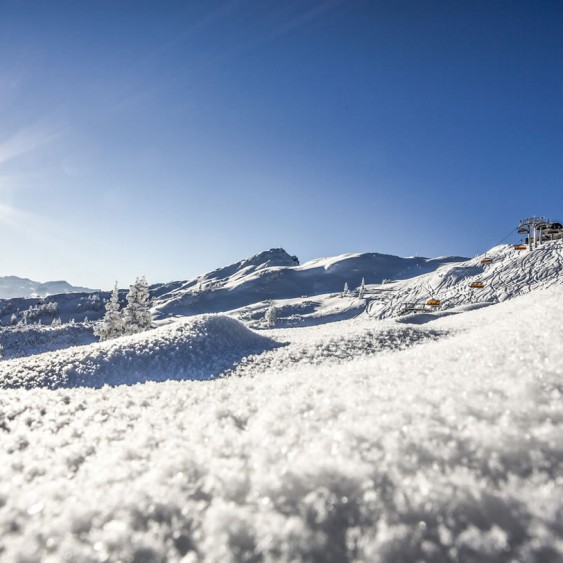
518, 217, 548, 250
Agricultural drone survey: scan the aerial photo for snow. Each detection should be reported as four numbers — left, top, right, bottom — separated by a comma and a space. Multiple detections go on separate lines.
0, 275, 94, 299
0, 243, 562, 561
366, 242, 563, 319
0, 322, 95, 360
0, 315, 278, 389
150, 248, 466, 321
0, 278, 562, 560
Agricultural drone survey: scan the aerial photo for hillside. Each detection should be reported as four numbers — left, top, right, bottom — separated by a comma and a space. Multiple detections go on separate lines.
0, 248, 466, 328
366, 240, 563, 320
0, 275, 562, 561
150, 248, 467, 321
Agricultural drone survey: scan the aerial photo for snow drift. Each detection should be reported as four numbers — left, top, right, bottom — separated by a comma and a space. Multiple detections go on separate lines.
0, 315, 279, 389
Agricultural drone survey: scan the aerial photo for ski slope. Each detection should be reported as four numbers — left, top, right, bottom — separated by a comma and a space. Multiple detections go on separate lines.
365, 241, 563, 320
0, 283, 562, 561
0, 248, 465, 328
150, 248, 466, 321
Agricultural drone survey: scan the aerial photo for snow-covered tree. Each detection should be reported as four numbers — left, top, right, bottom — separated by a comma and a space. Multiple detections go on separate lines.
123, 276, 152, 335
264, 301, 277, 328
358, 277, 366, 299
94, 282, 124, 341
342, 282, 350, 297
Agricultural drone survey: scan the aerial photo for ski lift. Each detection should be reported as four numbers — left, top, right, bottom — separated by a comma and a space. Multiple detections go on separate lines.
426, 299, 440, 306
469, 282, 484, 289
514, 245, 527, 250
480, 257, 493, 264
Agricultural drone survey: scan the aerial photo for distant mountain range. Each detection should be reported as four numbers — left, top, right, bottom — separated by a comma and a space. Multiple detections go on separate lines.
0, 276, 95, 299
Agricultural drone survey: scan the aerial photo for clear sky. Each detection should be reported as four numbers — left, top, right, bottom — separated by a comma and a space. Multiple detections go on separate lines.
0, 0, 561, 289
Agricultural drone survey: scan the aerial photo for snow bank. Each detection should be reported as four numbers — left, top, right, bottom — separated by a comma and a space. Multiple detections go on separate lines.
0, 287, 561, 561
0, 322, 95, 359
0, 315, 278, 389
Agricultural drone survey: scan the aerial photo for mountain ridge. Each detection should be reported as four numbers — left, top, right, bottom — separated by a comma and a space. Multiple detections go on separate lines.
0, 275, 96, 299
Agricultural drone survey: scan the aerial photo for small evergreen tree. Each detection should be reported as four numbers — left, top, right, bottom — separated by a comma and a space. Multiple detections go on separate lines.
342, 282, 350, 297
94, 282, 124, 341
264, 301, 277, 328
123, 276, 152, 335
358, 277, 366, 299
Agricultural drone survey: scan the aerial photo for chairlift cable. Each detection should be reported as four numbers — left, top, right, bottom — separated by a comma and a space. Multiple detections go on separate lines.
494, 227, 518, 247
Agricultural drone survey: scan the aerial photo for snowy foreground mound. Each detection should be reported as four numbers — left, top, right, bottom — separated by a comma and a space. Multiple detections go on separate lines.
0, 315, 278, 389
1, 286, 562, 561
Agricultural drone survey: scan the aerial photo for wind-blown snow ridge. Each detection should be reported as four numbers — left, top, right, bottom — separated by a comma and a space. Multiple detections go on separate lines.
0, 315, 279, 389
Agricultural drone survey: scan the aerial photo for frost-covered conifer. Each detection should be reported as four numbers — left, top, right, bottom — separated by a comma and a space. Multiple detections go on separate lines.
342, 282, 350, 297
264, 301, 277, 328
358, 277, 366, 299
94, 282, 124, 341
123, 276, 152, 335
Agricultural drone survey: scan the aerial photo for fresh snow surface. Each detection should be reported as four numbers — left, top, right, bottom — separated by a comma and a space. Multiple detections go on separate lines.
0, 315, 278, 389
0, 323, 95, 360
0, 282, 562, 561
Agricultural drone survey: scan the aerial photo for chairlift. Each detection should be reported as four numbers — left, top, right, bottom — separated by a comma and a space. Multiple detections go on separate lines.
469, 282, 484, 289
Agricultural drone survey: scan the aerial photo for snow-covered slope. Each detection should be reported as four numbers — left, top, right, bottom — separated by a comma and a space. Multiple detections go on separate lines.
0, 291, 108, 326
0, 315, 279, 389
365, 241, 563, 320
0, 323, 95, 360
0, 248, 464, 328
0, 282, 562, 561
0, 275, 95, 299
150, 248, 466, 321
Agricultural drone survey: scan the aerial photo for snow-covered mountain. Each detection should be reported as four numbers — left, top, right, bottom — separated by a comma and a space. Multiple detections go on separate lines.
0, 248, 466, 327
149, 248, 467, 320
0, 275, 95, 299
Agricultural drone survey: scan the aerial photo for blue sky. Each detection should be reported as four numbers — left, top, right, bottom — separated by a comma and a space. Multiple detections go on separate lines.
0, 0, 561, 288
